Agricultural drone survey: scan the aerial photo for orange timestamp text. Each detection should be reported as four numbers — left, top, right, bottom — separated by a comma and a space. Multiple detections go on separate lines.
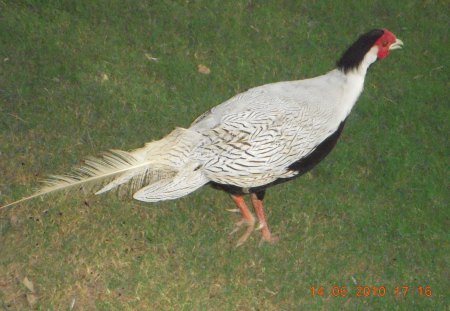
310, 285, 432, 298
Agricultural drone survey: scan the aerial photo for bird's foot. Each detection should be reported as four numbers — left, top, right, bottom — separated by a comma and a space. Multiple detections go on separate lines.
230, 218, 256, 247
229, 218, 246, 235
256, 222, 279, 246
258, 235, 280, 246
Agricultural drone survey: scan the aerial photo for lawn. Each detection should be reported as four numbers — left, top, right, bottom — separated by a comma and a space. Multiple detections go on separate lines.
0, 0, 448, 310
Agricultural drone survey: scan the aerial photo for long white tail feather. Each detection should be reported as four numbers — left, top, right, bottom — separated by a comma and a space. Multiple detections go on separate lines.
133, 162, 209, 202
95, 166, 176, 195
96, 127, 203, 193
1, 127, 206, 210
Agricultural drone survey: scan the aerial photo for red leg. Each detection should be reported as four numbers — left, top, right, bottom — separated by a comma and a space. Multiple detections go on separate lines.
250, 192, 279, 244
230, 195, 255, 246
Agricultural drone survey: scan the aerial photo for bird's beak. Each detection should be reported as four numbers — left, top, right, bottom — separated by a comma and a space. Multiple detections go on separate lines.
389, 38, 404, 50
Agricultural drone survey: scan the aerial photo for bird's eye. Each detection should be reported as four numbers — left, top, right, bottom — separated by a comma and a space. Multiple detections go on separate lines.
382, 40, 389, 47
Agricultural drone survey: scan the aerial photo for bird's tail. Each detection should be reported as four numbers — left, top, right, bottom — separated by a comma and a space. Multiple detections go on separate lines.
1, 127, 209, 210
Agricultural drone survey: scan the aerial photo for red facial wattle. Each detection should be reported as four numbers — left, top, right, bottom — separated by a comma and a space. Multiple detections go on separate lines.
375, 29, 400, 59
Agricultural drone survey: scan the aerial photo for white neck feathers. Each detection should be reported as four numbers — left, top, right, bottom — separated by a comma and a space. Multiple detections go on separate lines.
337, 46, 379, 119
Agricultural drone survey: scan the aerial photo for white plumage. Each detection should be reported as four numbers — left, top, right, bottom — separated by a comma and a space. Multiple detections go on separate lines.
190, 69, 358, 189
1, 29, 403, 246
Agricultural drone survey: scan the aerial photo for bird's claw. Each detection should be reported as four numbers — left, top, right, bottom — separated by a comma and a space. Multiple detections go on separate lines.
226, 208, 241, 213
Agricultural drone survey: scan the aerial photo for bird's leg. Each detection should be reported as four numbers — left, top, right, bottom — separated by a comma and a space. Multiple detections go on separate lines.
250, 191, 279, 245
229, 194, 255, 247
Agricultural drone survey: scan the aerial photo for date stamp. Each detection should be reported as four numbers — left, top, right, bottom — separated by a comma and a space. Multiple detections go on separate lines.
310, 286, 432, 298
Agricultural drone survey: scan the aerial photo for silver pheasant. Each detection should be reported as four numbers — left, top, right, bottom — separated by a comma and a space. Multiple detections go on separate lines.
1, 29, 403, 246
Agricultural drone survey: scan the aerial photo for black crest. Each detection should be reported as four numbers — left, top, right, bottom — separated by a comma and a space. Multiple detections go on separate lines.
337, 29, 384, 73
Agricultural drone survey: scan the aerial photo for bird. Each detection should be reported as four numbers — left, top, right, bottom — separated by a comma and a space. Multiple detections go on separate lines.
1, 29, 403, 246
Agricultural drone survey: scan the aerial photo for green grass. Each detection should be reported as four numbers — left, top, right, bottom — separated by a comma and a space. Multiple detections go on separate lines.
0, 0, 448, 309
